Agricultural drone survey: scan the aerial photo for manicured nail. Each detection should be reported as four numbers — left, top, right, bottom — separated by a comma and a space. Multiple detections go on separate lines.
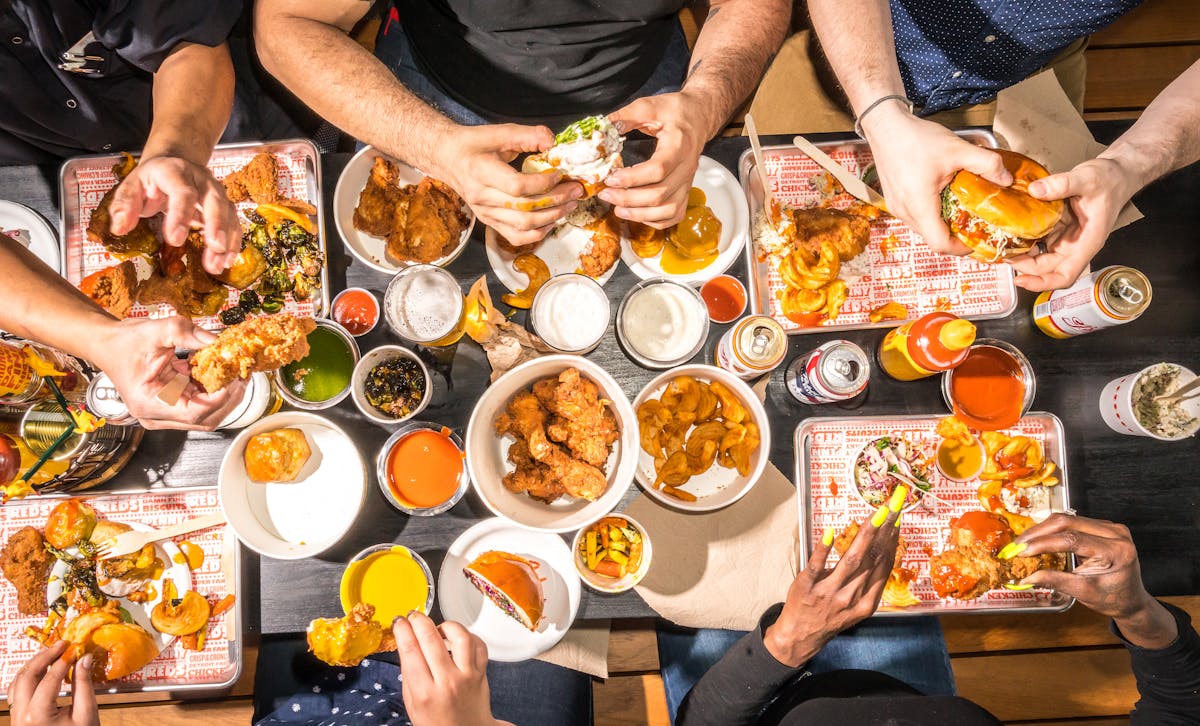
997, 542, 1027, 560
871, 504, 889, 528
895, 512, 903, 527
821, 527, 834, 547
78, 653, 93, 671
1002, 582, 1034, 591
888, 484, 908, 513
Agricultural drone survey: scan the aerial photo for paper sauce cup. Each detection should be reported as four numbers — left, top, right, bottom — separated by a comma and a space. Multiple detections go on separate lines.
1099, 364, 1199, 440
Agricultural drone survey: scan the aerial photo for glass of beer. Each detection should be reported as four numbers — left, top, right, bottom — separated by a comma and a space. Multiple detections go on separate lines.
383, 265, 466, 347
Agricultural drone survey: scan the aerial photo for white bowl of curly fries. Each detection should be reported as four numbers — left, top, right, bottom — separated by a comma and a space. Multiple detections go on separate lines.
633, 364, 770, 512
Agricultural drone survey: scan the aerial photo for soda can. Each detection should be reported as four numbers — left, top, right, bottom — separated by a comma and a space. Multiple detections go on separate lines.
714, 315, 787, 380
85, 372, 137, 426
786, 340, 869, 404
1033, 265, 1151, 338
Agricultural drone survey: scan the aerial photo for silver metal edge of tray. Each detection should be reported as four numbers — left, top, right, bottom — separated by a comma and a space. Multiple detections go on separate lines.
0, 484, 245, 697
792, 411, 1075, 617
738, 129, 1019, 334
56, 138, 330, 320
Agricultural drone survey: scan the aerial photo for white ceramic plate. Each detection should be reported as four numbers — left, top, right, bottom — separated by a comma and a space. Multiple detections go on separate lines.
619, 156, 749, 286
484, 223, 620, 293
0, 200, 60, 274
632, 364, 771, 512
46, 527, 191, 652
465, 355, 638, 533
333, 145, 475, 273
218, 411, 366, 560
438, 518, 580, 662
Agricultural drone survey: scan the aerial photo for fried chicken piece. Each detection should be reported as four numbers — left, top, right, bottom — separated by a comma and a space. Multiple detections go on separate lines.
1005, 552, 1067, 582
222, 152, 279, 204
930, 543, 1003, 600
86, 185, 161, 259
387, 177, 468, 264
190, 314, 316, 393
503, 439, 565, 504
307, 603, 397, 668
137, 233, 226, 317
526, 428, 607, 501
534, 368, 619, 467
79, 261, 138, 318
1, 526, 55, 615
354, 157, 408, 238
495, 391, 548, 440
930, 511, 1066, 600
786, 206, 871, 264
579, 212, 621, 278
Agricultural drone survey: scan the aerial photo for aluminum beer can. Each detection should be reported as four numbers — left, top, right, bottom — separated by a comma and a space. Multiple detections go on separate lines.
786, 340, 870, 404
85, 372, 137, 426
1033, 265, 1151, 338
714, 315, 787, 379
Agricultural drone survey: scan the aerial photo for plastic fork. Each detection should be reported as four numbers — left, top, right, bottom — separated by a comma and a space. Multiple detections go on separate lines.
95, 512, 226, 560
1154, 376, 1200, 405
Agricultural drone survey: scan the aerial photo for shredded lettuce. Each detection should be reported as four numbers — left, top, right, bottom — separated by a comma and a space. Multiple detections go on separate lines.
555, 115, 606, 145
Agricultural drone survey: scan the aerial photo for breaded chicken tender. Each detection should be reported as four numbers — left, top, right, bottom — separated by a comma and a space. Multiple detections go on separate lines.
1, 526, 55, 615
190, 314, 316, 393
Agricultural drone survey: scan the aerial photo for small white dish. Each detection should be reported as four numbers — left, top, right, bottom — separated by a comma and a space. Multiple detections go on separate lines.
333, 145, 474, 273
352, 345, 431, 425
218, 411, 366, 560
572, 513, 652, 594
438, 518, 581, 662
619, 156, 749, 286
0, 200, 60, 274
632, 364, 771, 512
330, 287, 381, 337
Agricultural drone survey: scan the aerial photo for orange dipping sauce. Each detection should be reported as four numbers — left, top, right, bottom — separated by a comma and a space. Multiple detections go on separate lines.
700, 275, 747, 324
333, 289, 379, 336
386, 429, 464, 510
949, 345, 1027, 431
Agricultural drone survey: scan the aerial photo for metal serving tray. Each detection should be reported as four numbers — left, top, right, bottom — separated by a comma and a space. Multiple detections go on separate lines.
739, 130, 1019, 335
59, 139, 329, 331
0, 486, 243, 696
794, 412, 1074, 616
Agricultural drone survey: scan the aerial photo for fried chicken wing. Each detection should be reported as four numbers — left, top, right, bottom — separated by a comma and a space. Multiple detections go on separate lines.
526, 428, 607, 501
785, 206, 871, 264
391, 177, 469, 264
503, 440, 565, 503
79, 261, 138, 319
190, 314, 316, 393
930, 510, 1066, 600
1, 526, 55, 615
307, 603, 397, 667
137, 232, 226, 317
86, 185, 161, 259
222, 152, 280, 205
579, 212, 621, 278
354, 157, 408, 238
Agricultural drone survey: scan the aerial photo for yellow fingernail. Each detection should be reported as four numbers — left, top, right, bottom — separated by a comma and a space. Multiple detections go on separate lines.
821, 527, 834, 547
888, 484, 908, 512
871, 504, 889, 528
1002, 582, 1033, 591
895, 511, 903, 527
997, 542, 1027, 560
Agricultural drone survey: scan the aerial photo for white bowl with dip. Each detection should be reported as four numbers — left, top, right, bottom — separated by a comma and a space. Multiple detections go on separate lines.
616, 278, 709, 370
529, 274, 610, 355
1100, 363, 1200, 440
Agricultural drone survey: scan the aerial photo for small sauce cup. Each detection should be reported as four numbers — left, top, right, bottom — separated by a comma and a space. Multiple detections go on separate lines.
376, 422, 469, 516
339, 543, 435, 625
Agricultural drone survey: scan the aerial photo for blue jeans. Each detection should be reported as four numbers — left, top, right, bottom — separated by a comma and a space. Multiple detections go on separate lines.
374, 15, 691, 127
656, 617, 956, 724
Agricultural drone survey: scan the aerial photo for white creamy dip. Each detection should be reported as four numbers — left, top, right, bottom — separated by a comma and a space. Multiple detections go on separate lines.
620, 282, 706, 364
548, 125, 623, 185
531, 275, 610, 353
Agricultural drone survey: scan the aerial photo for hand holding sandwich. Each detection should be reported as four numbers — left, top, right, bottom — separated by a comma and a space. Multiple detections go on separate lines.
7, 641, 99, 726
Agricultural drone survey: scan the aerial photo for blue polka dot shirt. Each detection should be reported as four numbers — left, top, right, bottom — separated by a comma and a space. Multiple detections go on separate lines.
890, 0, 1144, 113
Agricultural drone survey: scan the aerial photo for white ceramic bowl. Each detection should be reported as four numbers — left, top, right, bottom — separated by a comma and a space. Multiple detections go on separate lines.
352, 345, 431, 425
632, 364, 771, 512
572, 513, 652, 594
465, 355, 638, 533
333, 145, 475, 273
218, 411, 367, 560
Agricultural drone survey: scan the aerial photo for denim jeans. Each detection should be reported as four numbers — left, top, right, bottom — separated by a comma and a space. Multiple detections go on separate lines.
373, 15, 691, 128
656, 617, 956, 724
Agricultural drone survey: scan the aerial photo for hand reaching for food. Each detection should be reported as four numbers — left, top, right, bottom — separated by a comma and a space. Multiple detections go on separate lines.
763, 493, 904, 667
1012, 513, 1179, 649
436, 124, 582, 247
7, 641, 99, 726
108, 155, 242, 275
394, 612, 512, 726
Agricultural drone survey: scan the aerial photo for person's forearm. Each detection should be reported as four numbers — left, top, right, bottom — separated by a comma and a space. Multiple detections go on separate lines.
143, 42, 235, 166
807, 0, 905, 115
255, 2, 456, 176
683, 0, 790, 139
1100, 59, 1200, 193
1114, 595, 1179, 650
0, 239, 117, 364
1112, 601, 1200, 724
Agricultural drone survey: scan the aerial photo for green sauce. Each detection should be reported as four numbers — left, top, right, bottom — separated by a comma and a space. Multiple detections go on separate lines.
281, 326, 354, 402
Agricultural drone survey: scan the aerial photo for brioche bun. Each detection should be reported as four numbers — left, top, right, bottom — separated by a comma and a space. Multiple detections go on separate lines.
463, 550, 544, 631
87, 623, 160, 680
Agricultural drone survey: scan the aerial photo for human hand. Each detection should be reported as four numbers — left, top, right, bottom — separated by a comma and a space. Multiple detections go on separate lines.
7, 641, 99, 726
859, 104, 1013, 255
437, 124, 583, 247
1013, 514, 1177, 649
1008, 157, 1140, 291
109, 156, 241, 275
602, 90, 713, 228
394, 612, 509, 726
763, 496, 903, 667
91, 316, 245, 431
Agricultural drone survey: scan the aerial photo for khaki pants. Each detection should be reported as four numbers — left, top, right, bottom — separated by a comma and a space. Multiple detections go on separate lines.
744, 33, 1088, 135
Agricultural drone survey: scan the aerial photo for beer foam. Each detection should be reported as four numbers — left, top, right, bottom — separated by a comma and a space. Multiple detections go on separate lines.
385, 267, 462, 342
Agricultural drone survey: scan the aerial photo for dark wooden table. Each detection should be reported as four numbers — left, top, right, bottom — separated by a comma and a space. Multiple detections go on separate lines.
2, 122, 1196, 637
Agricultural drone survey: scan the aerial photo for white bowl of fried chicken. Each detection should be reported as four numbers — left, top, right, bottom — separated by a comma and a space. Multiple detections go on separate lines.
334, 145, 475, 274
466, 356, 638, 533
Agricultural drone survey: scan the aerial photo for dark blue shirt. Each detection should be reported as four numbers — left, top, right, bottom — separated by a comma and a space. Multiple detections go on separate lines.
0, 0, 242, 164
890, 0, 1143, 114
